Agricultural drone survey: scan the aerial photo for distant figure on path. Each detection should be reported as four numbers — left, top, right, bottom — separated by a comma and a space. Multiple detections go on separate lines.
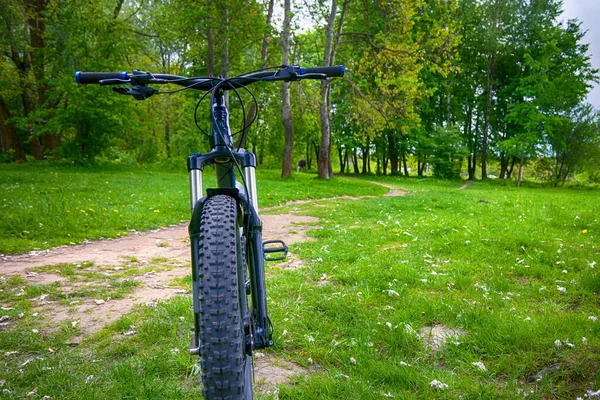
297, 159, 306, 172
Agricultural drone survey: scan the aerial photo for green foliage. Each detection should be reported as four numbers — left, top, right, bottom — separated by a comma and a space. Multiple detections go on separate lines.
429, 126, 467, 179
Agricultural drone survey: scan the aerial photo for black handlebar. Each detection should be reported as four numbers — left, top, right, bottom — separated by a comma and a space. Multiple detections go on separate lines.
75, 71, 129, 85
302, 66, 345, 78
74, 65, 345, 92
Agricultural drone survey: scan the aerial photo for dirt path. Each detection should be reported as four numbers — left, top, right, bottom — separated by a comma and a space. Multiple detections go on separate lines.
0, 214, 318, 331
458, 180, 473, 190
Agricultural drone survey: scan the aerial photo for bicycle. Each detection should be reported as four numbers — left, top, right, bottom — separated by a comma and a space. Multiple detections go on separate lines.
75, 64, 344, 399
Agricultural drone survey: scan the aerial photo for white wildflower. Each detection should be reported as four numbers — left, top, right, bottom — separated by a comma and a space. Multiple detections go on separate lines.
386, 322, 393, 330
32, 329, 39, 334
399, 361, 411, 367
26, 388, 37, 397
85, 375, 94, 384
562, 270, 568, 274
565, 339, 574, 348
71, 321, 79, 328
350, 357, 357, 365
472, 361, 487, 371
524, 317, 531, 322
383, 289, 400, 297
123, 330, 136, 336
429, 380, 448, 390
556, 286, 566, 294
170, 348, 180, 355
305, 335, 314, 343
582, 337, 588, 345
588, 261, 596, 268
589, 316, 598, 322
94, 299, 105, 305
554, 339, 562, 349
382, 392, 394, 398
586, 389, 600, 398
308, 357, 313, 364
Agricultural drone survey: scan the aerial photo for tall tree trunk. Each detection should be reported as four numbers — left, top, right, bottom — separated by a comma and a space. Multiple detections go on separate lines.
281, 0, 294, 178
481, 0, 500, 179
207, 0, 215, 77
0, 95, 26, 162
237, 0, 274, 150
318, 0, 348, 178
402, 151, 409, 176
352, 147, 359, 174
481, 52, 494, 179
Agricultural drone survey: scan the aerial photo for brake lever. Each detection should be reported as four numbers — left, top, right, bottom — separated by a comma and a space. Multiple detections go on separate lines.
100, 79, 130, 86
112, 86, 159, 100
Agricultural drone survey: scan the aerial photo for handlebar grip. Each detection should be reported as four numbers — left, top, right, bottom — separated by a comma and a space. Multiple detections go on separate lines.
75, 71, 128, 84
301, 65, 345, 78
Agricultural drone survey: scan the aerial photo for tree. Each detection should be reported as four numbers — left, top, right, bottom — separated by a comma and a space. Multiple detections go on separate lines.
281, 0, 294, 178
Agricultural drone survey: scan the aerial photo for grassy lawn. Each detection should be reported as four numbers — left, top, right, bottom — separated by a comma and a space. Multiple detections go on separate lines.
0, 163, 386, 254
1, 169, 599, 398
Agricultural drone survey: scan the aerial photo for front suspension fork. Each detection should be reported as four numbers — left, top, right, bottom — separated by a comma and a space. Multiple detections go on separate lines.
188, 153, 273, 354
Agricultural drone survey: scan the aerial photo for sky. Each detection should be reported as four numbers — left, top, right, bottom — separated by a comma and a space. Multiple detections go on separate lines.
561, 0, 600, 108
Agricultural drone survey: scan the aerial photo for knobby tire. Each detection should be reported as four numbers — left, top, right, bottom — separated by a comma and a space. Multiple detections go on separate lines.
196, 195, 252, 399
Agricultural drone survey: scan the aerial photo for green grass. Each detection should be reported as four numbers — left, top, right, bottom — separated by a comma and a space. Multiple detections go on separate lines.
263, 177, 600, 398
0, 163, 386, 254
1, 171, 599, 398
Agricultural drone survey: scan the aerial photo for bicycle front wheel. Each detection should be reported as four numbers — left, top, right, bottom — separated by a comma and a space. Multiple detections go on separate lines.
197, 195, 252, 399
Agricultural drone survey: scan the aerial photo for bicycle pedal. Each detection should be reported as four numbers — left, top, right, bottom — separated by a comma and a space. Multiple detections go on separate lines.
263, 240, 288, 261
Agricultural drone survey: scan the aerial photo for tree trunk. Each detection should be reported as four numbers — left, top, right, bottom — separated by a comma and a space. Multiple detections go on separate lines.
402, 151, 409, 176
0, 95, 26, 162
207, 1, 215, 77
344, 149, 348, 173
481, 0, 500, 179
318, 0, 348, 179
237, 0, 274, 150
280, 0, 293, 178
481, 52, 494, 180
164, 122, 170, 158
516, 153, 524, 187
507, 156, 516, 179
499, 153, 508, 179
387, 131, 398, 175
352, 147, 359, 174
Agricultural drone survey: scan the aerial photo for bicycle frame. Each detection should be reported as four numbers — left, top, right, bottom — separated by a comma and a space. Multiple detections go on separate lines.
187, 88, 273, 355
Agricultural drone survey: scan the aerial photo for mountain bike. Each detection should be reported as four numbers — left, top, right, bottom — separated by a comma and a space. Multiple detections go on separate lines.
75, 64, 344, 399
